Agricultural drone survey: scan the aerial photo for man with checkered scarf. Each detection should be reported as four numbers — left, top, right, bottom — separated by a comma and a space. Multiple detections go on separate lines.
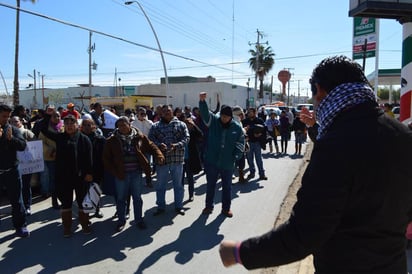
219, 55, 412, 274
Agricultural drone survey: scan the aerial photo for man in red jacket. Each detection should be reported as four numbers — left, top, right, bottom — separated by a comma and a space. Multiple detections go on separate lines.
61, 102, 80, 120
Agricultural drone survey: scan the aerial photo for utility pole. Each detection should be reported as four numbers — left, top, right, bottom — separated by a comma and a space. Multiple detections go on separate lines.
270, 75, 274, 104
88, 31, 96, 98
28, 69, 37, 109
89, 31, 92, 98
41, 74, 45, 108
37, 71, 40, 90
284, 67, 294, 106
297, 79, 301, 104
253, 29, 261, 101
246, 77, 250, 108
249, 29, 267, 106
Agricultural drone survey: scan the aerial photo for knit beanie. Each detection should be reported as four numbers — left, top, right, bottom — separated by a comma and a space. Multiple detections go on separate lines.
220, 105, 233, 117
232, 106, 244, 117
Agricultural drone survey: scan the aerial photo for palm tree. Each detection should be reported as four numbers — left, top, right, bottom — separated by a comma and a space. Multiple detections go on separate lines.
13, 0, 36, 106
248, 45, 275, 99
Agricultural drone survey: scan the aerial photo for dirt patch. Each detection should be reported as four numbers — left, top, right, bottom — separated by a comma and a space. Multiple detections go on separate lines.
258, 141, 314, 274
273, 142, 312, 228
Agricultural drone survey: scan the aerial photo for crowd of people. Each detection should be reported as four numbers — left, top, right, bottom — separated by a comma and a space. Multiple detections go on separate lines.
2, 55, 412, 273
0, 94, 308, 239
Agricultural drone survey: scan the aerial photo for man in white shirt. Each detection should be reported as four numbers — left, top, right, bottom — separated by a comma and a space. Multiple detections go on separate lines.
285, 107, 294, 140
132, 107, 154, 187
132, 107, 153, 136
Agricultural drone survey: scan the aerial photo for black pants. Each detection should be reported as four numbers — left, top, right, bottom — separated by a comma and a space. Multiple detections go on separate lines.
57, 176, 87, 210
0, 167, 27, 229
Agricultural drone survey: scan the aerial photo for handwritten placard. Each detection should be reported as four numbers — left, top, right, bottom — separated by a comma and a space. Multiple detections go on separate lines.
17, 140, 44, 175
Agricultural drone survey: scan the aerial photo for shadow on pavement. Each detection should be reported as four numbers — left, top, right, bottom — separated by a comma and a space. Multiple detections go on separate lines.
135, 214, 225, 274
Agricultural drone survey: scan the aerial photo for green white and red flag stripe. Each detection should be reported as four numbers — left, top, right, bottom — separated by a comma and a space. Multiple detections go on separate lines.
400, 22, 412, 122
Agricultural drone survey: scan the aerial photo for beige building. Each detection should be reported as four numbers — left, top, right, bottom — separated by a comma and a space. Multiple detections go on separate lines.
18, 76, 261, 113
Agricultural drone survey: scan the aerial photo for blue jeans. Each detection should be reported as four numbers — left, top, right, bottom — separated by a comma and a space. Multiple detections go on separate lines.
40, 160, 56, 195
115, 170, 143, 224
204, 161, 232, 211
155, 163, 184, 210
246, 142, 265, 176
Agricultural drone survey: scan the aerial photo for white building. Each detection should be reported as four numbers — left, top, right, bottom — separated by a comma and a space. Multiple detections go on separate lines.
18, 76, 269, 113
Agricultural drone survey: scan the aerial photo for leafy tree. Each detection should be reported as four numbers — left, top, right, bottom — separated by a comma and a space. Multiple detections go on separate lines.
248, 45, 275, 99
377, 86, 400, 103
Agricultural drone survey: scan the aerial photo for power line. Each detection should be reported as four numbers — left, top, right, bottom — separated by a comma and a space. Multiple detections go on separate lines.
0, 2, 244, 74
123, 0, 236, 57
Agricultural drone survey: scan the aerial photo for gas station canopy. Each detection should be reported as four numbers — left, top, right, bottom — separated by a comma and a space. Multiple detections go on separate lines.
367, 68, 401, 86
349, 0, 412, 20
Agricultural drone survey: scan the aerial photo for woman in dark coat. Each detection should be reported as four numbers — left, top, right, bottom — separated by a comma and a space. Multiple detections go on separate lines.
182, 117, 203, 201
41, 113, 93, 237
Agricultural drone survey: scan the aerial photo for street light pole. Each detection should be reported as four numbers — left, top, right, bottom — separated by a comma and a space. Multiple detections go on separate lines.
28, 69, 37, 109
125, 1, 169, 105
246, 78, 250, 108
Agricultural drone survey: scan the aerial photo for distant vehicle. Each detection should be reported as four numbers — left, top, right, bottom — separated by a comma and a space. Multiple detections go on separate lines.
392, 106, 400, 120
276, 105, 297, 116
296, 103, 314, 113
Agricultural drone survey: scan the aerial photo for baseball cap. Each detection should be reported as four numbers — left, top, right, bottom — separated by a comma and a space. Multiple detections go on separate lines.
138, 107, 146, 114
63, 114, 77, 121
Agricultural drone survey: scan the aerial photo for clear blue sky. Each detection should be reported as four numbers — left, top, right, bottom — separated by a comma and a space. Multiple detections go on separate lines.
0, 0, 403, 97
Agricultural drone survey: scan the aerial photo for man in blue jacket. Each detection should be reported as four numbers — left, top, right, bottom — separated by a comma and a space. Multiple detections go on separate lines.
199, 92, 244, 218
219, 56, 412, 273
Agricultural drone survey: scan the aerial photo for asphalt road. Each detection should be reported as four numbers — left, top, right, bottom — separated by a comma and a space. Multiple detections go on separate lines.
2, 139, 412, 274
0, 142, 307, 274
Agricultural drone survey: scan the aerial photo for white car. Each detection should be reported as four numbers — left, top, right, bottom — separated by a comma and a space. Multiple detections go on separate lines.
296, 103, 314, 113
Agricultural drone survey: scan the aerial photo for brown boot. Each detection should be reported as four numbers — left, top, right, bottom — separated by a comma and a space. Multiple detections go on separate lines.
78, 210, 91, 235
239, 169, 245, 183
61, 209, 72, 238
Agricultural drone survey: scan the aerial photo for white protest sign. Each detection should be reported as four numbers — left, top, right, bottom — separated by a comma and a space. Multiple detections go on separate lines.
103, 110, 119, 129
17, 140, 44, 175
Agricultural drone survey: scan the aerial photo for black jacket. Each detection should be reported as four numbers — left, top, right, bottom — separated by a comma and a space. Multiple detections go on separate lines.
186, 123, 203, 174
0, 124, 26, 169
240, 102, 412, 273
40, 119, 93, 184
86, 131, 106, 183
